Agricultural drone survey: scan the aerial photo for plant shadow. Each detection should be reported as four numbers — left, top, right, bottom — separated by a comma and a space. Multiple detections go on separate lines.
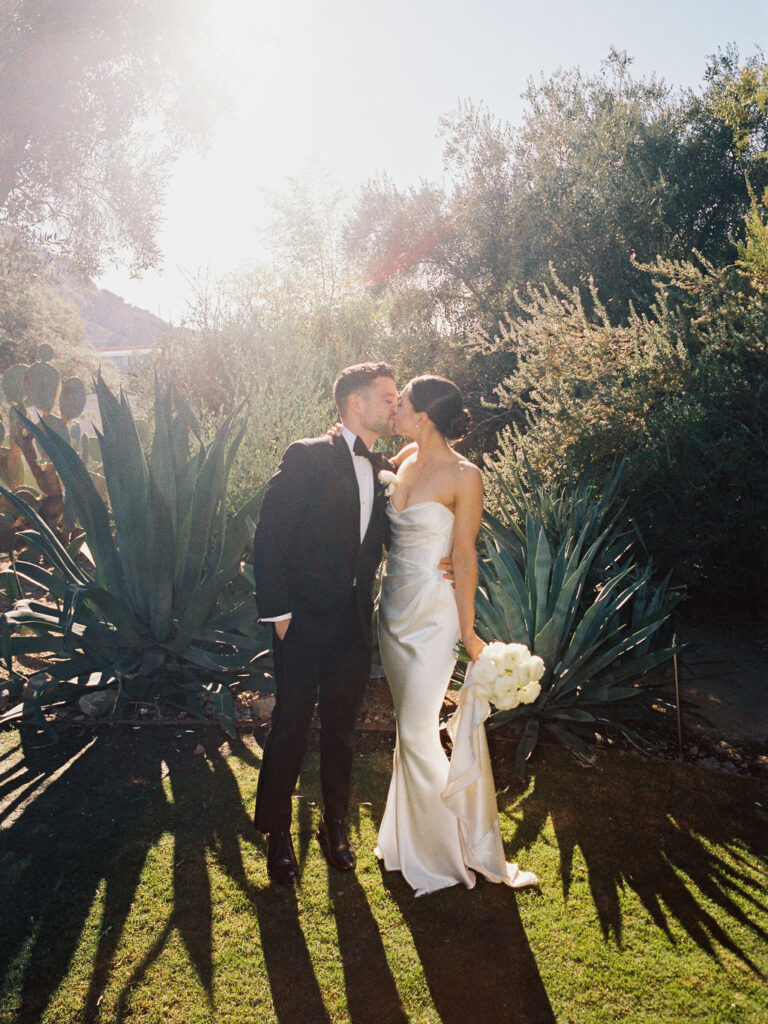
0, 725, 560, 1024
497, 743, 768, 973
0, 725, 266, 1023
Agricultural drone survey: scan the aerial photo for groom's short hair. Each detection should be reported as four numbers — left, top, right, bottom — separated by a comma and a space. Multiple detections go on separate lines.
333, 362, 396, 415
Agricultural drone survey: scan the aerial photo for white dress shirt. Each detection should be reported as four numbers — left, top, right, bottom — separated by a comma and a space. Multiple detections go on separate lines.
262, 426, 375, 624
341, 424, 375, 543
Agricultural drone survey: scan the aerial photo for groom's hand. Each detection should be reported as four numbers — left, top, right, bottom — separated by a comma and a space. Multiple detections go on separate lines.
439, 557, 455, 587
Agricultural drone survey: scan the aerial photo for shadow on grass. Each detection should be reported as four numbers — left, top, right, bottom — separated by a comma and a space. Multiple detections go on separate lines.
498, 743, 768, 973
0, 725, 559, 1024
0, 725, 263, 1024
378, 866, 555, 1024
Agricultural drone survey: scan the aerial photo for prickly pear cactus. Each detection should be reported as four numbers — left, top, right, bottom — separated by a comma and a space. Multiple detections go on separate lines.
0, 348, 92, 500
59, 377, 87, 421
2, 364, 28, 405
25, 361, 60, 414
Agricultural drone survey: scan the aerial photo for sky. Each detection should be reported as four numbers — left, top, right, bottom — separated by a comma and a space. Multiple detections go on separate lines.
95, 0, 768, 323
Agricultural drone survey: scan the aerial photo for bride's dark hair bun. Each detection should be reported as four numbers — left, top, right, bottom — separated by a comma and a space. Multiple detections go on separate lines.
408, 375, 472, 441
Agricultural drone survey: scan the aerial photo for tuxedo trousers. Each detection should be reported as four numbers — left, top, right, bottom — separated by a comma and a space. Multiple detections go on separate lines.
254, 613, 372, 833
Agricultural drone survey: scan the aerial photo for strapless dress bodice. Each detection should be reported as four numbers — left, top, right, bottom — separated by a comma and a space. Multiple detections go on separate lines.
385, 500, 455, 581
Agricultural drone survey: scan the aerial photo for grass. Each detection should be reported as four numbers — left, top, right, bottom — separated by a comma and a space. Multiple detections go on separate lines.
0, 723, 766, 1024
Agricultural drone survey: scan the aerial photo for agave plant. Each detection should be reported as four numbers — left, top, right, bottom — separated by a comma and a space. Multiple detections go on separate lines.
0, 374, 271, 738
475, 468, 681, 777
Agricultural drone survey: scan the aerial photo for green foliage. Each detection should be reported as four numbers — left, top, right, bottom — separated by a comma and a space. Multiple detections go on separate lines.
0, 0, 217, 275
0, 374, 272, 737
0, 235, 85, 373
475, 465, 679, 776
347, 48, 768, 363
706, 44, 768, 158
484, 243, 768, 604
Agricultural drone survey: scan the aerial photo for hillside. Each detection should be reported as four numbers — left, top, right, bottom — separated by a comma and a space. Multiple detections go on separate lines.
70, 278, 169, 352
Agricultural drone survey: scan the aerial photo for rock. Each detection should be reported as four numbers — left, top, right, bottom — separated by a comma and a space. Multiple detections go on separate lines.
721, 761, 738, 773
688, 745, 699, 756
22, 671, 57, 700
77, 690, 117, 717
254, 695, 276, 720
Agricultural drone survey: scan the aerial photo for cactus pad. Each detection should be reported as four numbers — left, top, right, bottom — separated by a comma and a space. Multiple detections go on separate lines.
60, 377, 87, 421
2, 364, 29, 404
25, 362, 60, 413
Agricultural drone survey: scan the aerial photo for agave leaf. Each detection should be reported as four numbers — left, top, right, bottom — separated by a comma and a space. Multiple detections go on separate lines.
546, 708, 597, 722
208, 682, 237, 738
178, 644, 235, 672
149, 374, 178, 534
174, 428, 230, 612
559, 563, 637, 670
544, 723, 596, 765
524, 514, 539, 611
532, 617, 560, 681
6, 634, 58, 657
93, 377, 153, 619
474, 588, 509, 642
86, 588, 148, 644
0, 570, 22, 602
558, 612, 671, 697
11, 558, 68, 600
547, 542, 568, 618
514, 718, 540, 781
0, 486, 90, 586
15, 411, 124, 597
179, 622, 270, 653
533, 526, 552, 636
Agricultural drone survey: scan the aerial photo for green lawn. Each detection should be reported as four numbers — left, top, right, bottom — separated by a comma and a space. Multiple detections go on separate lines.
0, 725, 765, 1024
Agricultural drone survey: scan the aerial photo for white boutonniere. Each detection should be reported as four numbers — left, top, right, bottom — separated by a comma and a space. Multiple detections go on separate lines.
378, 469, 399, 496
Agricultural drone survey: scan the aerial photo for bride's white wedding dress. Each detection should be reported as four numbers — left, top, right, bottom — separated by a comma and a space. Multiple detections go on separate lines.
375, 499, 538, 897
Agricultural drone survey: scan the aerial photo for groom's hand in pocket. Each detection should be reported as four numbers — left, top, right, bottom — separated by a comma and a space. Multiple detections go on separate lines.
274, 617, 292, 640
439, 557, 455, 587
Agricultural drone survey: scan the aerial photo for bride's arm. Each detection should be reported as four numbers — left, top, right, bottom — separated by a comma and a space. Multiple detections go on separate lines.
390, 441, 418, 468
451, 463, 485, 662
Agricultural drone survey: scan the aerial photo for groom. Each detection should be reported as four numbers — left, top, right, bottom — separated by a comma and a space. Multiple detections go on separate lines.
252, 362, 400, 885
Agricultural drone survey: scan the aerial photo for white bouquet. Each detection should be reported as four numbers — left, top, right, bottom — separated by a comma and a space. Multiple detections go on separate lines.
468, 641, 545, 710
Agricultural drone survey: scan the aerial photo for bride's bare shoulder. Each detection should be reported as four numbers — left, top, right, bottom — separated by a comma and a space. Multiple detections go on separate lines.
450, 454, 483, 491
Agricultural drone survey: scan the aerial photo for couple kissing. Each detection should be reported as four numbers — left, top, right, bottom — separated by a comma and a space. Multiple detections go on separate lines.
252, 361, 537, 895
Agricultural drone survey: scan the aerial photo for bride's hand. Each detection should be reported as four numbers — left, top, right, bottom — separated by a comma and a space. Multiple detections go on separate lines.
391, 440, 418, 468
327, 421, 343, 437
464, 632, 486, 662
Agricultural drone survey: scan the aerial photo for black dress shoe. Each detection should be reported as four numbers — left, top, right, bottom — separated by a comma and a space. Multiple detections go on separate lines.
317, 817, 356, 872
266, 830, 298, 885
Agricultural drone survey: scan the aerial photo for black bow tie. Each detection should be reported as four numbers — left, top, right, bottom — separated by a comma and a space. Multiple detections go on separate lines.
353, 435, 389, 471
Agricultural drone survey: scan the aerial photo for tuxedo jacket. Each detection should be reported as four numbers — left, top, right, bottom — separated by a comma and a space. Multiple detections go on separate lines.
252, 434, 391, 648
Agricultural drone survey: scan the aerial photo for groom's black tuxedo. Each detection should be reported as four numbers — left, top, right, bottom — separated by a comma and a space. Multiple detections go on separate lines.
252, 433, 392, 834
253, 434, 391, 647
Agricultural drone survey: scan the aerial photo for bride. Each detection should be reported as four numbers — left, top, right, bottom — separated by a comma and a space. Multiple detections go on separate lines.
375, 375, 538, 896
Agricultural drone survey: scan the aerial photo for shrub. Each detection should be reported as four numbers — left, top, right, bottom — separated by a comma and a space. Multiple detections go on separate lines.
484, 248, 768, 607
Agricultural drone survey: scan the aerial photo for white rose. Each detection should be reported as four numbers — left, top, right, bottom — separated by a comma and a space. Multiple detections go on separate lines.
525, 655, 545, 683
482, 642, 512, 668
377, 469, 399, 496
500, 643, 530, 673
518, 680, 541, 705
493, 677, 522, 711
469, 658, 498, 700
